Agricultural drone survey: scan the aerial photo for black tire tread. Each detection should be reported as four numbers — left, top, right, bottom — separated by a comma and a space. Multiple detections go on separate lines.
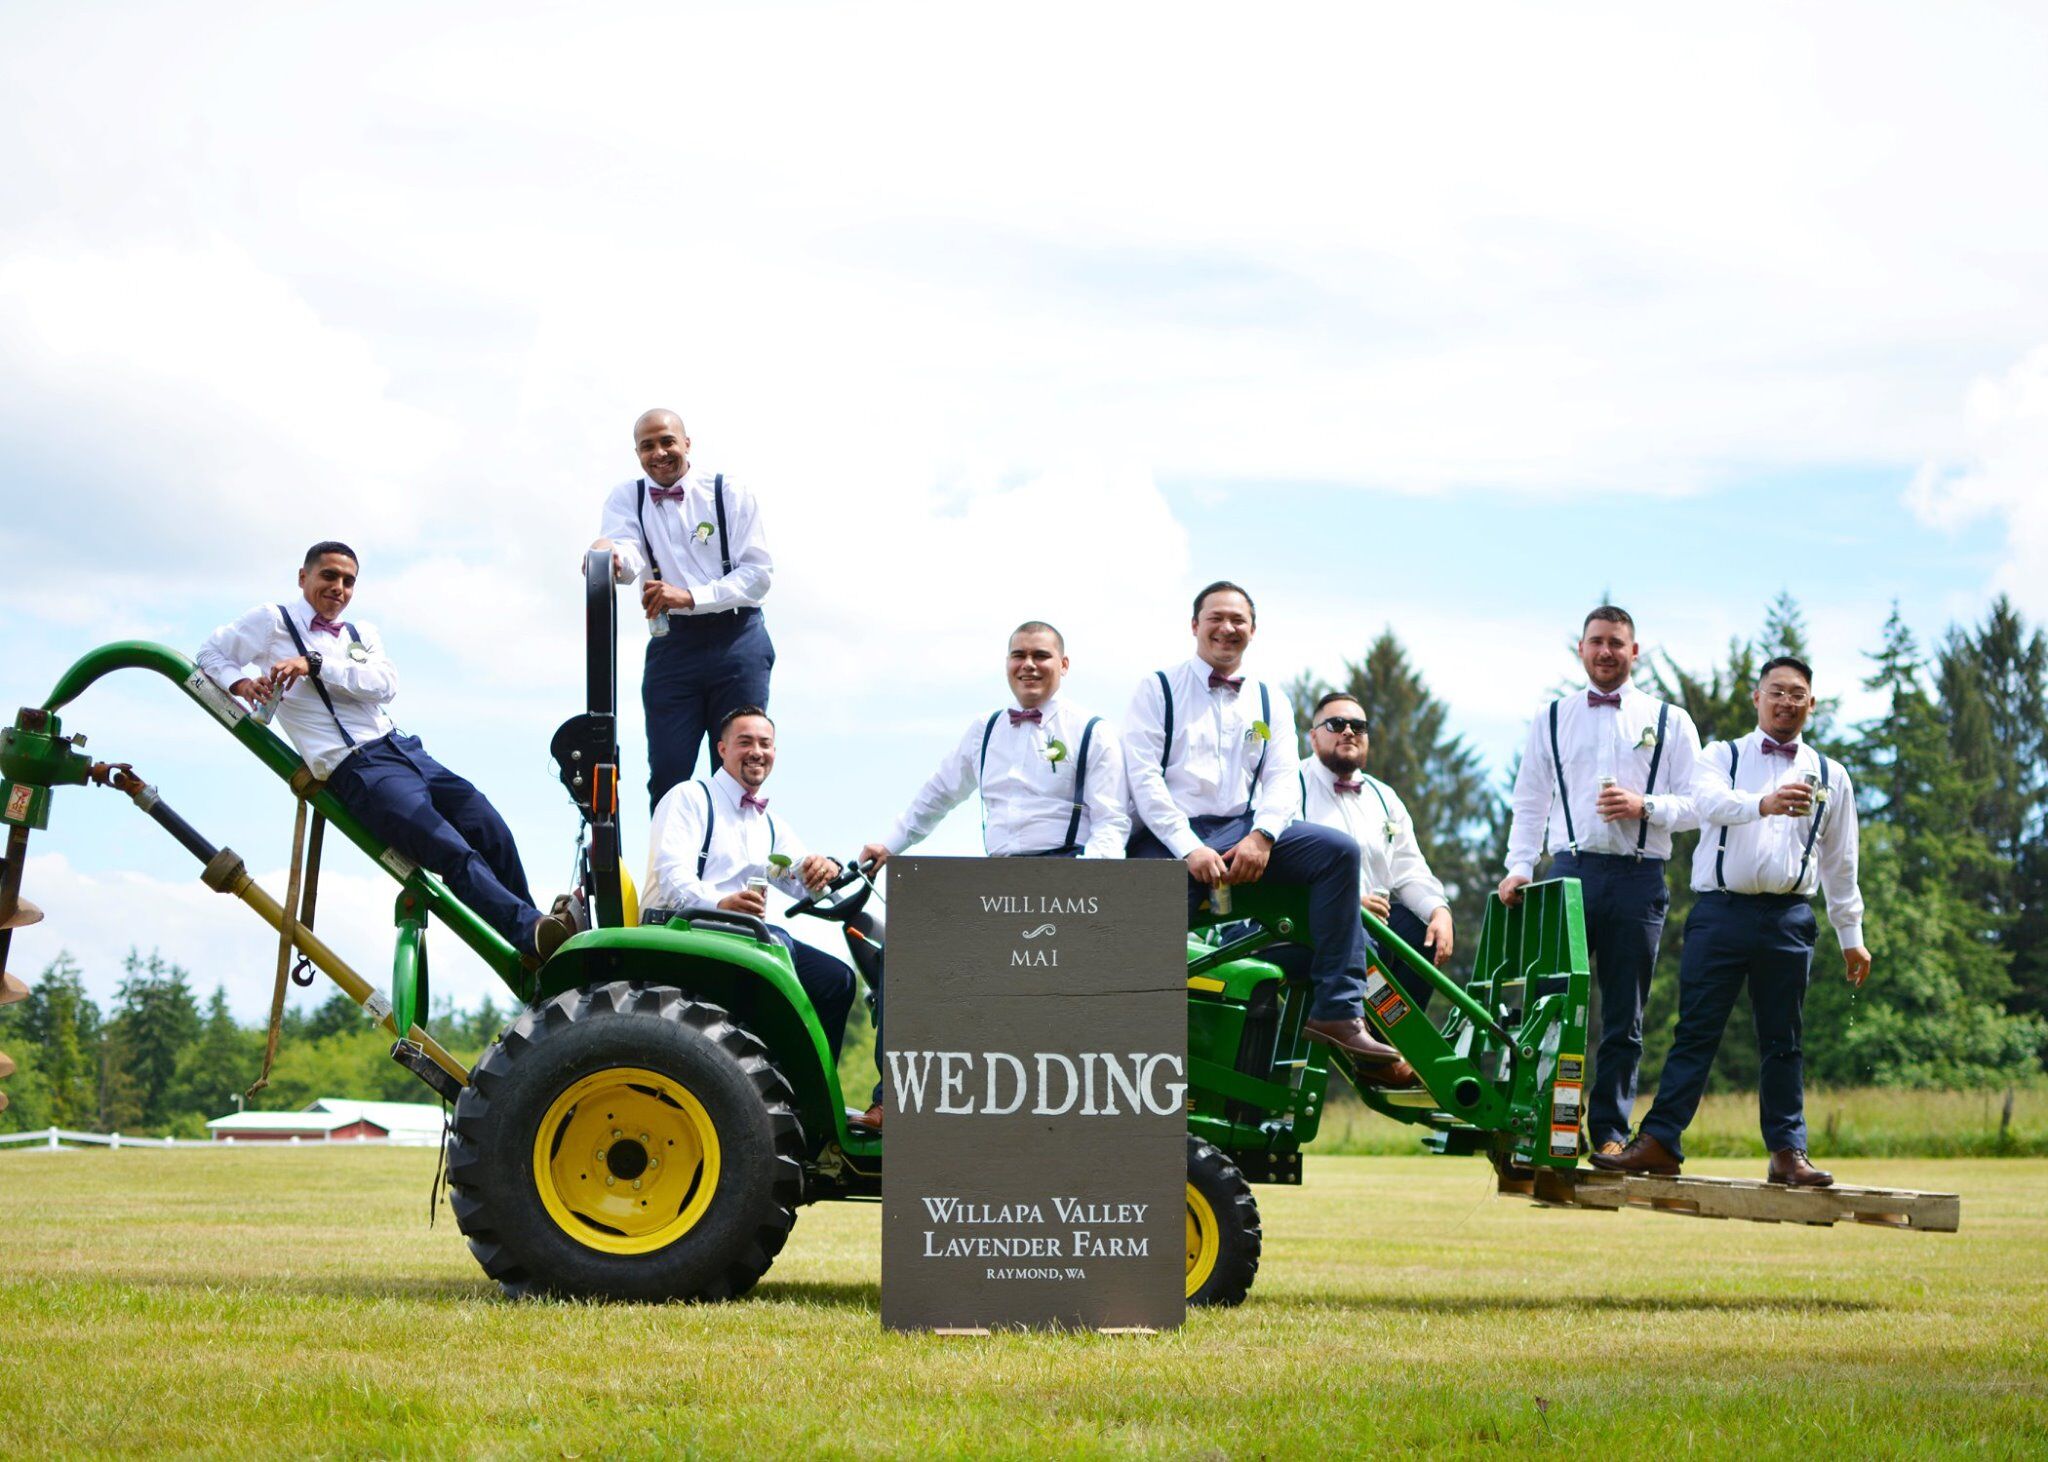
1187, 1135, 1262, 1308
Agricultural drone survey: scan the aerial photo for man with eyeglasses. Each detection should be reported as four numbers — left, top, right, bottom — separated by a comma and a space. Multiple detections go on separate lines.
1594, 655, 1869, 1187
1499, 605, 1702, 1158
1297, 692, 1453, 1011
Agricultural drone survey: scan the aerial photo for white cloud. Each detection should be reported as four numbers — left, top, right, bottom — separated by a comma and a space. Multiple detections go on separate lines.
1907, 345, 2048, 618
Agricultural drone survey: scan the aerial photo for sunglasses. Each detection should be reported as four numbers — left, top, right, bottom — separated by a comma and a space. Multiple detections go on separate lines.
1317, 716, 1370, 735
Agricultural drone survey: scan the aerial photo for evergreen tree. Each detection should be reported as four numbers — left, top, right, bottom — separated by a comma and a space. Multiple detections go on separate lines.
168, 986, 259, 1131
107, 949, 201, 1130
12, 953, 100, 1129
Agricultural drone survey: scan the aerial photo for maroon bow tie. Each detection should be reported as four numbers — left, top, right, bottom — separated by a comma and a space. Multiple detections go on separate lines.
1008, 707, 1042, 725
309, 617, 345, 637
1587, 690, 1622, 708
648, 482, 689, 503
741, 792, 769, 813
1761, 738, 1798, 759
1209, 672, 1244, 693
1332, 780, 1363, 795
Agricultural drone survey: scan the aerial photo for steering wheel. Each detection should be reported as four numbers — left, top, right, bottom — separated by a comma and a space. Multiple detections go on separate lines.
784, 855, 879, 923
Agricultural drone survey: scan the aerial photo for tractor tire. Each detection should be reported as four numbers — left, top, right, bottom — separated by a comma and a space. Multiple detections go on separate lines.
447, 981, 805, 1303
1185, 1135, 1262, 1307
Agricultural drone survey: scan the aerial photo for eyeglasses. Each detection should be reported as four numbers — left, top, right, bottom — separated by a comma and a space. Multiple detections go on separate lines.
1762, 688, 1813, 706
1317, 716, 1370, 735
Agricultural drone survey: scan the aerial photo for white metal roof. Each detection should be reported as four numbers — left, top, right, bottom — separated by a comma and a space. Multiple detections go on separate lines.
206, 1098, 445, 1137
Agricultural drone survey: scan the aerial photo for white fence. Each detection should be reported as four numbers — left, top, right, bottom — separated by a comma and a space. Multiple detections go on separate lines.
0, 1127, 437, 1150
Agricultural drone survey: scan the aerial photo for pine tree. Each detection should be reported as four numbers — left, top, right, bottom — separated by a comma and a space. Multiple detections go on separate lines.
107, 949, 201, 1131
13, 953, 100, 1128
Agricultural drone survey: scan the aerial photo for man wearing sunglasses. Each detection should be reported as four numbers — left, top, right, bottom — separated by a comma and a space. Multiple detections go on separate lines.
1298, 692, 1454, 1010
1499, 605, 1702, 1158
1124, 581, 1416, 1086
1595, 656, 1869, 1187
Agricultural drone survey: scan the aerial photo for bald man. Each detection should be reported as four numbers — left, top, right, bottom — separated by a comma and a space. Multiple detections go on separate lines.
593, 409, 777, 810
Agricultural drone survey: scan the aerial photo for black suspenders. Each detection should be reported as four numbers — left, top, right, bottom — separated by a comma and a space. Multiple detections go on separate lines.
1547, 699, 1577, 854
1634, 703, 1670, 856
636, 473, 735, 580
275, 605, 363, 747
1155, 670, 1174, 768
980, 711, 1103, 854
1793, 755, 1831, 892
1714, 744, 1739, 889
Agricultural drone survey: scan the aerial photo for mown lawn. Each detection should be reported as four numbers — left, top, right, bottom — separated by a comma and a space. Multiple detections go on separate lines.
2, 1150, 2043, 1458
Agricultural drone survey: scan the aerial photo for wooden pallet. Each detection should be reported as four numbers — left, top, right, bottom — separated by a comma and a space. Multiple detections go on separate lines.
1509, 1165, 1960, 1232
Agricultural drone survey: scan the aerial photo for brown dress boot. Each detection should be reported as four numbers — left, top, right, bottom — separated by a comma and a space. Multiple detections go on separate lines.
1767, 1149, 1833, 1187
1302, 1017, 1419, 1089
848, 1102, 884, 1134
1587, 1132, 1681, 1175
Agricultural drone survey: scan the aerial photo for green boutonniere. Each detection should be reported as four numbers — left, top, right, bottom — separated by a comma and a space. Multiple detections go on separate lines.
1044, 738, 1069, 765
1635, 726, 1660, 751
694, 521, 715, 543
767, 853, 792, 872
1247, 721, 1271, 743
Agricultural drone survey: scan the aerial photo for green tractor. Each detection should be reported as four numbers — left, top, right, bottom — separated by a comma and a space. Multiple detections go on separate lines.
0, 554, 1592, 1306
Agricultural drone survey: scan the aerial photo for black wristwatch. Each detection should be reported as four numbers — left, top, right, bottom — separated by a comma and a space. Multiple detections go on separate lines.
1253, 828, 1276, 846
304, 650, 324, 680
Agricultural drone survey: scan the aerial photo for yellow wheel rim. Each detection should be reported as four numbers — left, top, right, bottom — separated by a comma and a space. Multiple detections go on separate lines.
1185, 1182, 1220, 1298
532, 1067, 721, 1255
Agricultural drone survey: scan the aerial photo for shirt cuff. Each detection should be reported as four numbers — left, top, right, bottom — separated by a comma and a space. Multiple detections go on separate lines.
1834, 920, 1864, 951
1251, 816, 1288, 844
1164, 826, 1202, 860
1507, 861, 1535, 883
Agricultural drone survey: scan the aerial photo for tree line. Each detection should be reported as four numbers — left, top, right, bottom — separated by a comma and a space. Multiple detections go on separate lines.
5, 590, 2044, 1136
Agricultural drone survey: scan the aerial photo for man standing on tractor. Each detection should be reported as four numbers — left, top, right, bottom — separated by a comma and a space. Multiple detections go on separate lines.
198, 542, 579, 961
849, 620, 1129, 1133
1499, 605, 1702, 1158
1296, 690, 1454, 1010
1594, 655, 1870, 1187
644, 706, 858, 1057
1124, 581, 1416, 1087
591, 408, 776, 812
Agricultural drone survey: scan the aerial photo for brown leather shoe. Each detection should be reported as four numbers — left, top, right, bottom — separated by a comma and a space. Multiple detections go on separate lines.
1588, 1132, 1681, 1175
531, 911, 577, 961
1767, 1148, 1833, 1187
848, 1102, 884, 1134
1302, 1018, 1418, 1088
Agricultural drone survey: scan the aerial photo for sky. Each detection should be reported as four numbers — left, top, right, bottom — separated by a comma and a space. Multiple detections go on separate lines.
3, 1, 2045, 1021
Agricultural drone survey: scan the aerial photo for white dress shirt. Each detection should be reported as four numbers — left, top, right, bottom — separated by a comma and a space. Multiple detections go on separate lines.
884, 697, 1130, 859
197, 599, 398, 779
1688, 730, 1865, 949
1123, 658, 1300, 858
1298, 761, 1449, 920
1505, 681, 1701, 877
598, 467, 774, 614
645, 769, 815, 910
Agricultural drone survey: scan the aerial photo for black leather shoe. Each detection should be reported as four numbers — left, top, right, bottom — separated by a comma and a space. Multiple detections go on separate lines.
1767, 1148, 1833, 1187
1588, 1132, 1681, 1176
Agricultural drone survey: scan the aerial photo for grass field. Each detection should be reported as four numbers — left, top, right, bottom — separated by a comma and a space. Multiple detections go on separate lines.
4, 1150, 2044, 1458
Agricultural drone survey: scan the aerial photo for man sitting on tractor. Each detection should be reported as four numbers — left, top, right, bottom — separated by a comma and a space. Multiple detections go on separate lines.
852, 618, 1131, 1132
644, 706, 860, 1057
1123, 580, 1416, 1087
198, 542, 578, 961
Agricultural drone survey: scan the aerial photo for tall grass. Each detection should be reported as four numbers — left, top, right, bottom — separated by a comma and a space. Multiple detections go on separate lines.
1312, 1082, 2048, 1158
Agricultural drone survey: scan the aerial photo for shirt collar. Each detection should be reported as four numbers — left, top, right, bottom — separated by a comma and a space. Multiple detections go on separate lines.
1307, 757, 1363, 791
1011, 694, 1061, 718
1189, 655, 1252, 686
1749, 727, 1805, 752
710, 767, 763, 810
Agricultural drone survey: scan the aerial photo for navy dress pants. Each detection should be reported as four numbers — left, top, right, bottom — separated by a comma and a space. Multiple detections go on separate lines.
1131, 813, 1370, 1020
327, 733, 541, 952
1548, 851, 1670, 1147
768, 927, 856, 1061
1641, 891, 1818, 1162
644, 609, 774, 813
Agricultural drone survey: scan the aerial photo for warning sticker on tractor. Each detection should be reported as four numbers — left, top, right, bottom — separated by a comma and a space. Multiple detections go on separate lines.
1558, 1054, 1585, 1084
1550, 1125, 1579, 1157
1363, 969, 1410, 1026
1551, 1080, 1582, 1125
5, 784, 30, 823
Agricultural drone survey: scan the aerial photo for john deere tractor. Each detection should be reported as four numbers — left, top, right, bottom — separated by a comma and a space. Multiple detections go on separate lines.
0, 553, 1593, 1305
